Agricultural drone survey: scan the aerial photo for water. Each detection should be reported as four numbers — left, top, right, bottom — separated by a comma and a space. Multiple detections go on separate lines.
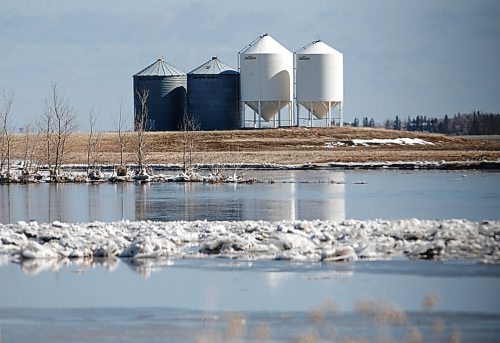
1, 170, 499, 342
2, 259, 500, 313
0, 170, 499, 223
1, 259, 499, 342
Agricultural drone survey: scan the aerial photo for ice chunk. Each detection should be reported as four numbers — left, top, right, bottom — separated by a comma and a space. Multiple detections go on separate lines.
0, 219, 498, 263
321, 246, 357, 262
21, 241, 59, 259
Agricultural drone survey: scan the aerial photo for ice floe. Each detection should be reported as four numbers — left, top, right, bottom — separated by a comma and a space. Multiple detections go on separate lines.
1, 219, 499, 263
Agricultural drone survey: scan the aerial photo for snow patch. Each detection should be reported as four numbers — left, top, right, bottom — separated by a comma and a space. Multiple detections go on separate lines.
325, 138, 435, 148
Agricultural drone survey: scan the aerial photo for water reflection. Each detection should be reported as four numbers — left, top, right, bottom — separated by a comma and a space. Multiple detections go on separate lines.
133, 172, 345, 221
0, 171, 346, 223
136, 182, 248, 221
17, 256, 177, 279
12, 255, 355, 282
4, 170, 497, 223
3, 257, 500, 316
0, 183, 137, 223
123, 258, 174, 279
13, 256, 176, 279
19, 257, 120, 276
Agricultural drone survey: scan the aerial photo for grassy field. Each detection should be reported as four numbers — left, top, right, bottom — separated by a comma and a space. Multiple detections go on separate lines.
8, 127, 500, 165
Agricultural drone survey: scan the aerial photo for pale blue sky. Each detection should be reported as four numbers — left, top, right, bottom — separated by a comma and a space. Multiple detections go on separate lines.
1, 0, 499, 130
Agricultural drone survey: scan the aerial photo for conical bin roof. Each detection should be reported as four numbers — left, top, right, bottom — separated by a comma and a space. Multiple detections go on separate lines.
297, 40, 342, 56
133, 58, 185, 77
189, 57, 238, 75
241, 34, 291, 55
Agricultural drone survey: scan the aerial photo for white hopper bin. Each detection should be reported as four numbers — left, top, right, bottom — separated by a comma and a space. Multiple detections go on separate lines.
295, 40, 344, 127
239, 34, 293, 127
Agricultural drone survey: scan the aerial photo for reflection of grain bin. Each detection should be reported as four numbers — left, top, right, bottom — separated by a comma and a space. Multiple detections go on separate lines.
295, 40, 343, 126
239, 34, 293, 127
187, 57, 240, 130
294, 172, 345, 221
133, 58, 187, 131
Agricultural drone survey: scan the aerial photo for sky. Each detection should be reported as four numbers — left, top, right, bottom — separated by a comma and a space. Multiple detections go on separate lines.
1, 0, 499, 131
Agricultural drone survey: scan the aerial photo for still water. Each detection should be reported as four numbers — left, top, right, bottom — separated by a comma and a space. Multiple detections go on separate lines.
1, 258, 500, 342
0, 170, 499, 223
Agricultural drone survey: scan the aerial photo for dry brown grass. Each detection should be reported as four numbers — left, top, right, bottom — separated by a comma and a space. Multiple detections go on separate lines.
422, 293, 439, 311
355, 299, 407, 325
7, 127, 500, 165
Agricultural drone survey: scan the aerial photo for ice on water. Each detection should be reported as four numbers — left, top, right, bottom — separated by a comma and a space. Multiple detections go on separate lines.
1, 219, 498, 264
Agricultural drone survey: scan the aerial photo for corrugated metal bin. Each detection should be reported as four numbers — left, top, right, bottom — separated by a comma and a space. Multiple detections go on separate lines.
187, 57, 240, 130
133, 58, 187, 131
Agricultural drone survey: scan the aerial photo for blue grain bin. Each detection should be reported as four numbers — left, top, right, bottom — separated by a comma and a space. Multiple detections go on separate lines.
133, 58, 187, 131
187, 57, 240, 130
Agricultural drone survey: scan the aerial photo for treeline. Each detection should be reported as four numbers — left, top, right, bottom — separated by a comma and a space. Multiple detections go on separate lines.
351, 117, 376, 128
351, 111, 500, 135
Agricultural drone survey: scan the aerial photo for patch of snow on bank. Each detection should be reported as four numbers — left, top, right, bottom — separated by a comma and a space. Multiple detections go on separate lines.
1, 219, 498, 263
325, 138, 434, 148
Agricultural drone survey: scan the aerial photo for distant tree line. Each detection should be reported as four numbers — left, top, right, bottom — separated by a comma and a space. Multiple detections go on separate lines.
381, 111, 500, 135
350, 111, 500, 135
351, 116, 376, 128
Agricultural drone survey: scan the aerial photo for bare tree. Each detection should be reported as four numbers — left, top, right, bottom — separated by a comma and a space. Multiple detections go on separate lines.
134, 89, 149, 173
43, 83, 78, 180
0, 91, 14, 178
39, 109, 52, 171
17, 121, 43, 183
179, 112, 200, 173
114, 99, 129, 175
21, 122, 38, 174
86, 108, 101, 175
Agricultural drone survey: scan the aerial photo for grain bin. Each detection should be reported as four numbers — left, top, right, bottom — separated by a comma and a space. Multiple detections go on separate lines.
187, 57, 240, 130
239, 34, 293, 127
133, 58, 187, 131
295, 40, 343, 127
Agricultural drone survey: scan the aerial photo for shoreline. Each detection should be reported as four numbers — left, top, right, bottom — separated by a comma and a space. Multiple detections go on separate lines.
2, 126, 500, 183
167, 160, 500, 171
1, 159, 499, 184
9, 159, 500, 172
